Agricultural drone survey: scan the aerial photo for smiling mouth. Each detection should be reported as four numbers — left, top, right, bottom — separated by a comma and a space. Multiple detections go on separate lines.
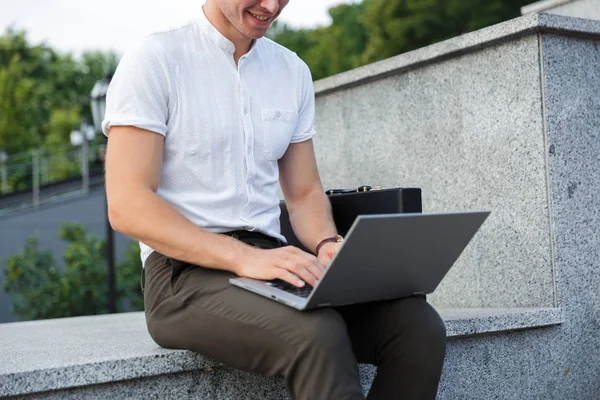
247, 10, 272, 22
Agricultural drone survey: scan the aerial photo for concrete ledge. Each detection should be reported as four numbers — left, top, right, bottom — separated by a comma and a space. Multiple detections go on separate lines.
0, 308, 563, 397
314, 12, 600, 96
441, 307, 563, 337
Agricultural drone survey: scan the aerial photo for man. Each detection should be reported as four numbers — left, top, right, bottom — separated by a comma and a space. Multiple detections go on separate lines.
103, 0, 446, 399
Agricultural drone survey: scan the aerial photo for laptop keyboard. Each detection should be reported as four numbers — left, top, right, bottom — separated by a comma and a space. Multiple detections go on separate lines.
267, 280, 313, 298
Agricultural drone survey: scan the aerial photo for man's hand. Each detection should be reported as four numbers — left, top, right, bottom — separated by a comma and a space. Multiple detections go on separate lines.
317, 241, 343, 268
234, 245, 325, 288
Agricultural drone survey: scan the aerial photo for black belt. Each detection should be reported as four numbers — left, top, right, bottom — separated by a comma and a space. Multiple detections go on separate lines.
222, 230, 285, 246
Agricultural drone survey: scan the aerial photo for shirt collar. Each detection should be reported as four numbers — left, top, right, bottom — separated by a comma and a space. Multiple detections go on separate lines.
197, 9, 235, 53
197, 8, 260, 55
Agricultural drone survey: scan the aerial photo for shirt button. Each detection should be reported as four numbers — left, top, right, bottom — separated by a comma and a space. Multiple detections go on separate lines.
276, 111, 282, 118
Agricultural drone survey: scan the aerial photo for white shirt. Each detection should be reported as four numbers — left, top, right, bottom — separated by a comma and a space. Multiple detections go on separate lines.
102, 11, 317, 266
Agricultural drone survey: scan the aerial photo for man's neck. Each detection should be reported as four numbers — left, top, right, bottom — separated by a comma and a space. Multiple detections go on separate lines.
202, 3, 254, 60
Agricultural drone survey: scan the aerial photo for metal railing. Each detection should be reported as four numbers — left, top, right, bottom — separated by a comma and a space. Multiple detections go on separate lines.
0, 142, 106, 216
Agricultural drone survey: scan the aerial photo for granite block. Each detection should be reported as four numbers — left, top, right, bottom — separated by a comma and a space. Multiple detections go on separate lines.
437, 29, 600, 400
315, 34, 555, 308
8, 369, 291, 400
308, 16, 600, 399
438, 328, 586, 400
522, 0, 575, 14
0, 313, 215, 396
540, 32, 600, 398
4, 366, 378, 400
0, 308, 562, 398
440, 307, 563, 337
550, 0, 600, 19
523, 0, 600, 21
11, 325, 594, 400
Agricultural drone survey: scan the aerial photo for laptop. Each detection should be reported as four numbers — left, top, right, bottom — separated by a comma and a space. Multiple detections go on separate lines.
230, 210, 490, 310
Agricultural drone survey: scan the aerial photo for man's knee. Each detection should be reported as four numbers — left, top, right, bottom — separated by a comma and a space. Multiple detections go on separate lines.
145, 310, 177, 349
144, 299, 189, 350
393, 297, 447, 364
409, 297, 446, 341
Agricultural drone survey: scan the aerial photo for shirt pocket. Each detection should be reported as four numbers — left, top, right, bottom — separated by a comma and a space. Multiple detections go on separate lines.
261, 109, 298, 161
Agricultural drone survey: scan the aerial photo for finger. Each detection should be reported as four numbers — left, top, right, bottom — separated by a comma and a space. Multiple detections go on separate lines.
325, 248, 337, 265
301, 258, 325, 281
284, 261, 321, 287
283, 246, 326, 275
317, 254, 331, 268
275, 268, 306, 288
269, 248, 322, 285
286, 254, 324, 283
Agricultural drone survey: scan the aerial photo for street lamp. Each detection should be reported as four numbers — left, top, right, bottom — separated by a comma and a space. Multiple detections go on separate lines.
69, 120, 96, 146
69, 119, 95, 194
90, 72, 116, 314
90, 74, 111, 134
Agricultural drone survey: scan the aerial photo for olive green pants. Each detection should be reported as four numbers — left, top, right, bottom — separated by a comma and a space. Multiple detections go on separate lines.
142, 231, 446, 400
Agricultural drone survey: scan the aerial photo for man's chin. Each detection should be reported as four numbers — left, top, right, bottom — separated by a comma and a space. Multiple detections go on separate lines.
245, 28, 269, 40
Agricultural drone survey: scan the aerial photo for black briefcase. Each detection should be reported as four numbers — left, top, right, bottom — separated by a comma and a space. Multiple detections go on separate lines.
279, 186, 422, 252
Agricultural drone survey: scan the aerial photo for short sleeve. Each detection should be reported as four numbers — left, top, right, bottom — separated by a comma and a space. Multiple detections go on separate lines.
291, 61, 316, 143
102, 37, 171, 137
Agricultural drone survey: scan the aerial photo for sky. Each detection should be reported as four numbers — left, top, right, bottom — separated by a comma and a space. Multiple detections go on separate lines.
0, 0, 353, 56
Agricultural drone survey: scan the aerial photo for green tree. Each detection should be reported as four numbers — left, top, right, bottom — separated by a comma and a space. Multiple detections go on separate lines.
2, 236, 60, 319
270, 3, 368, 80
0, 52, 45, 153
359, 0, 529, 65
3, 223, 143, 321
0, 28, 118, 156
270, 0, 534, 80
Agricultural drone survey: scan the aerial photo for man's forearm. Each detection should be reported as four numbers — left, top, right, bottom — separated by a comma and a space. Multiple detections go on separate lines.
109, 189, 247, 270
287, 188, 338, 253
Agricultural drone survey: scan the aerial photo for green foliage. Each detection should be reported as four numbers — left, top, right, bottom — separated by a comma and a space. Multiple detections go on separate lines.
0, 27, 118, 155
45, 107, 82, 148
40, 146, 82, 184
2, 236, 60, 319
270, 0, 533, 80
117, 241, 144, 311
3, 223, 143, 321
0, 52, 44, 153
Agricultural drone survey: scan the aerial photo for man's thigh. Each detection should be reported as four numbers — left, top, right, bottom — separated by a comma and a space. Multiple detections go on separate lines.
142, 252, 349, 376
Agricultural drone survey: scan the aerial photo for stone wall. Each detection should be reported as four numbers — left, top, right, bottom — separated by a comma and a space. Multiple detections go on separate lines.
313, 18, 560, 309
522, 0, 600, 20
311, 13, 600, 398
